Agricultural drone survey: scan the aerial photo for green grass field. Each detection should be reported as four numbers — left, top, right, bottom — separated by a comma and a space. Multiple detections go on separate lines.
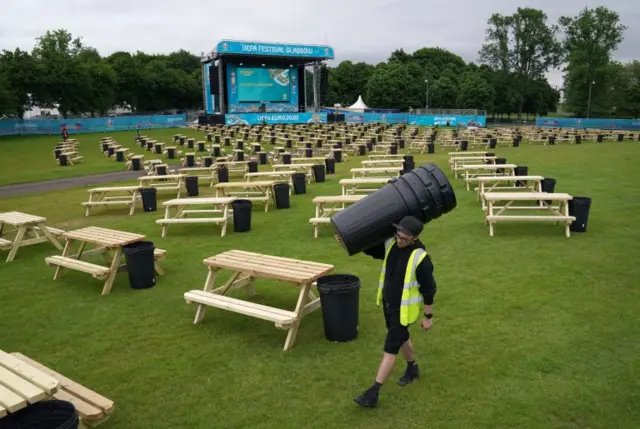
1, 132, 639, 429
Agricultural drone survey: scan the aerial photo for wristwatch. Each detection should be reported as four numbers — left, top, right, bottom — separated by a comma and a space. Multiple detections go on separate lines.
424, 313, 433, 319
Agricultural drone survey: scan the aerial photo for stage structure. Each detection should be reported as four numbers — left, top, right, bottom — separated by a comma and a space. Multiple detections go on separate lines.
200, 40, 334, 125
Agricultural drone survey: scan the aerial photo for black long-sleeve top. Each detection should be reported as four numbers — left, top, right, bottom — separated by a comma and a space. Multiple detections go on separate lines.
364, 239, 437, 310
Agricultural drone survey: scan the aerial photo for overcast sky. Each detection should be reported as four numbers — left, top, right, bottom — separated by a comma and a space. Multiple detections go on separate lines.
1, 0, 638, 90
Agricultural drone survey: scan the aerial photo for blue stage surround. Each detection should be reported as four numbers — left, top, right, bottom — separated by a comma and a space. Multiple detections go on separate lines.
202, 63, 214, 114
226, 63, 299, 113
0, 114, 186, 136
225, 113, 327, 125
537, 117, 640, 130
409, 114, 486, 127
216, 40, 334, 59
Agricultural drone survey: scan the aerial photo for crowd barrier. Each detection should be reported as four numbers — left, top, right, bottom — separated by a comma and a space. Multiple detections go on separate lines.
0, 114, 187, 136
537, 117, 640, 130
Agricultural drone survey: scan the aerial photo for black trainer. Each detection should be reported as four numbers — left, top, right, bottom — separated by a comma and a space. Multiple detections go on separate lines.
397, 364, 420, 386
353, 389, 379, 408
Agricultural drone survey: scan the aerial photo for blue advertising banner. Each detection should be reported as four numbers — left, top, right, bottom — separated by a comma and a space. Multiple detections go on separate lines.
203, 63, 214, 114
409, 115, 486, 127
0, 114, 186, 136
216, 40, 334, 59
536, 117, 640, 130
225, 113, 327, 125
227, 64, 299, 113
343, 112, 408, 124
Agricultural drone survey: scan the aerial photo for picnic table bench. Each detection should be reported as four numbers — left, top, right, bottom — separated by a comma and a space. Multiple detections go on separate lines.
272, 163, 314, 183
339, 178, 391, 195
157, 197, 237, 237
178, 167, 217, 187
0, 212, 63, 262
351, 166, 402, 179
184, 250, 334, 351
5, 351, 115, 427
82, 186, 142, 216
45, 226, 166, 296
475, 175, 544, 210
483, 192, 575, 237
368, 154, 404, 160
214, 180, 283, 212
138, 174, 185, 198
361, 159, 404, 167
310, 195, 366, 237
461, 164, 517, 190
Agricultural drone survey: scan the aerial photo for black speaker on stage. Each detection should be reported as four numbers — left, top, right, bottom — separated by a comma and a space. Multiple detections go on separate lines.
209, 114, 225, 125
336, 114, 345, 123
298, 65, 306, 111
209, 64, 219, 93
320, 65, 329, 103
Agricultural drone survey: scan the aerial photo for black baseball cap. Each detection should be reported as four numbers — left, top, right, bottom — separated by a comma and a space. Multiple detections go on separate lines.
392, 216, 424, 237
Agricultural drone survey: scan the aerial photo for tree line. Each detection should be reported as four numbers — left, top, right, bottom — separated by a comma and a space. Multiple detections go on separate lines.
325, 6, 638, 118
0, 6, 637, 120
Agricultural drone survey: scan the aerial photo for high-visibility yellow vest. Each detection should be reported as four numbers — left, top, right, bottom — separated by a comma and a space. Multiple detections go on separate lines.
376, 238, 428, 326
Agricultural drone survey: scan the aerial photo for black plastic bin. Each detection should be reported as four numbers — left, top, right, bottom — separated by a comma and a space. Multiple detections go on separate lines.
167, 147, 176, 159
548, 136, 556, 145
155, 144, 163, 154
427, 143, 435, 154
312, 164, 326, 183
0, 400, 79, 429
259, 152, 268, 165
331, 163, 457, 255
282, 153, 292, 164
514, 166, 528, 186
333, 149, 342, 163
232, 199, 252, 233
575, 135, 582, 144
198, 142, 206, 152
131, 158, 142, 171
513, 138, 520, 147
186, 155, 195, 167
489, 138, 497, 149
495, 157, 506, 174
305, 148, 313, 158
58, 154, 68, 166
54, 149, 62, 159
140, 187, 157, 212
460, 140, 469, 151
292, 173, 307, 194
212, 146, 221, 157
569, 197, 592, 233
317, 274, 361, 342
325, 158, 335, 174
203, 157, 214, 167
358, 145, 366, 156
540, 177, 556, 205
116, 151, 125, 162
617, 133, 624, 142
217, 166, 229, 183
156, 165, 167, 176
123, 241, 156, 289
186, 176, 199, 196
274, 183, 290, 208
389, 145, 398, 155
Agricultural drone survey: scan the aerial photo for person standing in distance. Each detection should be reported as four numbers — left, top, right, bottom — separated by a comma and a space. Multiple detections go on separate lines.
336, 216, 437, 408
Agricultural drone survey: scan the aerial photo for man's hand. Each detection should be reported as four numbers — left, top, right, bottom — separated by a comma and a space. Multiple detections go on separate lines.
421, 317, 433, 331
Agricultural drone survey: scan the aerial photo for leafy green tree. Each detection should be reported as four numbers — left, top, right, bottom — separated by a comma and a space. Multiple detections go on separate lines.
456, 72, 495, 111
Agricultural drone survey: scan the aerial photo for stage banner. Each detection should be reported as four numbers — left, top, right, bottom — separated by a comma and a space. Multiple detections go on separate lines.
216, 40, 334, 59
203, 63, 214, 114
409, 115, 486, 127
344, 112, 408, 124
0, 114, 186, 136
225, 112, 327, 125
536, 117, 640, 130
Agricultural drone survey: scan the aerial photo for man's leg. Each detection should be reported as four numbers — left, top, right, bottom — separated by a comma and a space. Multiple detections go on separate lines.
398, 339, 420, 386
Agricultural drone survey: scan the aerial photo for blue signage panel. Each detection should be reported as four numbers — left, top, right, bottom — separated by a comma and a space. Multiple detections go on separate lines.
409, 115, 486, 127
536, 117, 640, 130
344, 112, 408, 124
225, 113, 327, 125
216, 40, 334, 59
203, 63, 214, 114
0, 114, 186, 136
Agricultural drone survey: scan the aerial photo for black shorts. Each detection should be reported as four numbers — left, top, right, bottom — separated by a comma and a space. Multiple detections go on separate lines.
383, 306, 410, 355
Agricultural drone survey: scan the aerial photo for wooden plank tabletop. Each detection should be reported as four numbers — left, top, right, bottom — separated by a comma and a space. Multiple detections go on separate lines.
0, 350, 60, 415
88, 186, 141, 192
203, 250, 334, 284
62, 226, 145, 247
475, 175, 544, 182
0, 212, 46, 226
313, 195, 367, 204
483, 192, 573, 201
339, 178, 392, 184
461, 164, 518, 170
351, 167, 403, 172
139, 174, 186, 180
163, 197, 237, 206
214, 181, 280, 188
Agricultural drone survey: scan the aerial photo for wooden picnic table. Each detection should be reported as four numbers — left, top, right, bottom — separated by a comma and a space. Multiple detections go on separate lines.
350, 166, 402, 179
310, 195, 366, 238
483, 192, 575, 237
272, 163, 314, 183
157, 197, 237, 237
214, 180, 283, 212
138, 174, 185, 198
476, 175, 544, 210
0, 349, 60, 418
339, 178, 391, 195
184, 250, 335, 351
44, 226, 164, 296
178, 167, 217, 187
361, 159, 404, 167
0, 212, 63, 262
82, 186, 142, 216
368, 154, 404, 160
462, 164, 518, 190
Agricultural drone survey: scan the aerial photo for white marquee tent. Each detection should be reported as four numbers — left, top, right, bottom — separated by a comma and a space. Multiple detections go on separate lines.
344, 95, 369, 112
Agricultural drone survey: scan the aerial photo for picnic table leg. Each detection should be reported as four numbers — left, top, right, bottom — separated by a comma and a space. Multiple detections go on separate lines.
488, 202, 495, 237
161, 206, 171, 238
101, 247, 123, 296
283, 282, 312, 351
6, 226, 27, 262
194, 268, 218, 323
314, 203, 321, 238
39, 223, 63, 250
564, 201, 571, 238
53, 240, 73, 279
221, 204, 230, 237
128, 191, 137, 215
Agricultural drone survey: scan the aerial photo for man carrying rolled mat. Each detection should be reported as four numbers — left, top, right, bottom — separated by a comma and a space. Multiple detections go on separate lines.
337, 215, 437, 408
